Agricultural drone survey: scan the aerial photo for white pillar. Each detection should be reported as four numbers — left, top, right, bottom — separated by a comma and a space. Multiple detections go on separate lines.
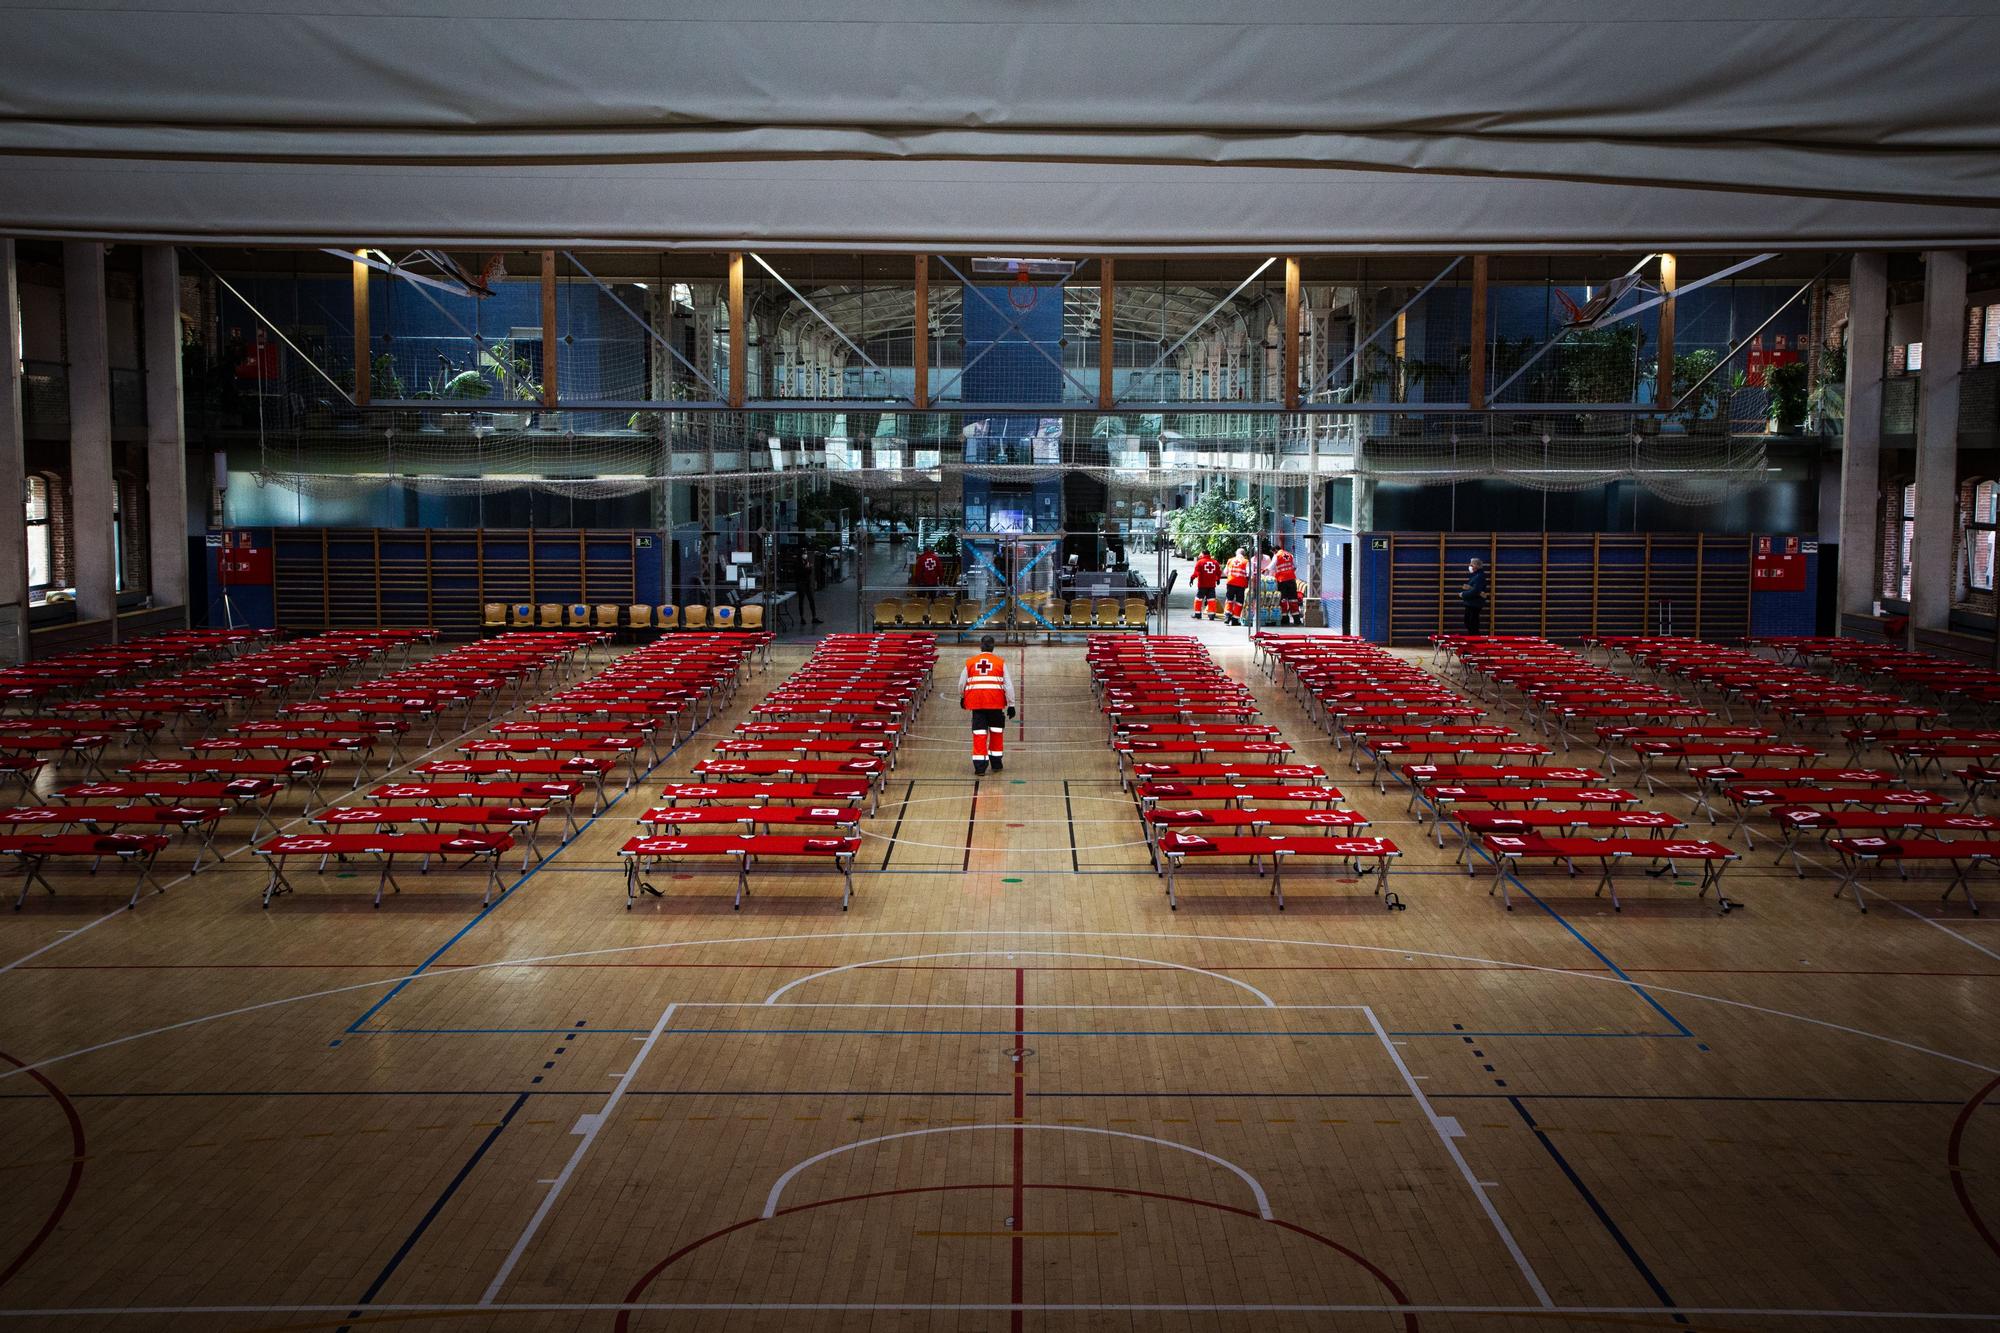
63, 241, 116, 636
1837, 253, 1887, 627
142, 246, 189, 620
0, 242, 28, 662
1352, 474, 1376, 639
1910, 250, 1967, 642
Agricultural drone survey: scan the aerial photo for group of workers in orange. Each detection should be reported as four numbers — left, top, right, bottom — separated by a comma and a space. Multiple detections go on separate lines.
1190, 542, 1302, 626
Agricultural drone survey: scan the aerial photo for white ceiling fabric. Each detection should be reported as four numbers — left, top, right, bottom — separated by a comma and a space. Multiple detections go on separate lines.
3, 0, 1997, 249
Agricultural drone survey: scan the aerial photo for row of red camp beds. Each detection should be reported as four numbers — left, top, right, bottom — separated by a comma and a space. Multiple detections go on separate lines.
1259, 635, 1482, 747
1095, 638, 1293, 783
1757, 636, 2000, 710
0, 628, 281, 708
0, 628, 441, 806
247, 632, 769, 908
1610, 635, 2000, 775
0, 629, 454, 908
1514, 636, 2000, 912
1099, 636, 1402, 911
620, 633, 930, 909
1361, 636, 1743, 912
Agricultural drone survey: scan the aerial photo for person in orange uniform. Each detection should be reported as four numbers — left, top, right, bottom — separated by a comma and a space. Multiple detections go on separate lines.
957, 634, 1018, 775
1270, 543, 1300, 626
1222, 547, 1251, 626
1191, 550, 1222, 621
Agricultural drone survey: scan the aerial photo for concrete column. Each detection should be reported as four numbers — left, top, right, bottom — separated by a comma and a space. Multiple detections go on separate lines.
63, 241, 115, 636
141, 247, 189, 621
1837, 253, 1888, 628
0, 242, 29, 662
1910, 250, 1967, 642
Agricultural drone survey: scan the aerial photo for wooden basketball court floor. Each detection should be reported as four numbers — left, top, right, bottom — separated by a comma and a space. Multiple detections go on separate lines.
0, 639, 1997, 1331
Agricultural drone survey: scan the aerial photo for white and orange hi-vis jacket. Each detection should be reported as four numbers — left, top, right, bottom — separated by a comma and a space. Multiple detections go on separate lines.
957, 652, 1017, 711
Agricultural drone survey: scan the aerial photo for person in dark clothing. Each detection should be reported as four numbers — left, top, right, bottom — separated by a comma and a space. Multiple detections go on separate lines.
788, 546, 822, 624
1460, 557, 1489, 634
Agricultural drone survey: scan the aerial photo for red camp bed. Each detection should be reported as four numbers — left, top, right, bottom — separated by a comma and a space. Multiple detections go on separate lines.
3, 832, 171, 910
1134, 783, 1344, 811
252, 831, 513, 907
619, 833, 862, 910
1825, 837, 2000, 913
311, 806, 552, 867
1153, 832, 1403, 911
1481, 834, 1740, 913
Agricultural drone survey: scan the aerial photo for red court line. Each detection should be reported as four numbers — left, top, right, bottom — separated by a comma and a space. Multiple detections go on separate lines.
1949, 1073, 2000, 1264
22, 961, 2000, 979
613, 1181, 1418, 1332
0, 1050, 85, 1290
1012, 967, 1026, 1333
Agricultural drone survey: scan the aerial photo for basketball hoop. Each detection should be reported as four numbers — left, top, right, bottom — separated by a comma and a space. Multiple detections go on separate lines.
1008, 268, 1038, 311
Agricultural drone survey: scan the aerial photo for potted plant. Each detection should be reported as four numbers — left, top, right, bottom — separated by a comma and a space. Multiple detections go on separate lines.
1669, 348, 1728, 434
440, 367, 490, 436
1765, 361, 1809, 435
934, 529, 961, 582
370, 354, 420, 433
1560, 325, 1645, 432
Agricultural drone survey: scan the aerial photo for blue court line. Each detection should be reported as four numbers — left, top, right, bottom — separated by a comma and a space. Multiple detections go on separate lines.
1510, 1095, 1687, 1324
343, 710, 703, 1033
1391, 767, 1696, 1039
334, 1090, 529, 1333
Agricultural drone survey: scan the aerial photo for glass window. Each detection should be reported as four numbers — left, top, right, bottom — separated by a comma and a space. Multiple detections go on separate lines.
1985, 305, 2000, 364
24, 476, 48, 591
1897, 481, 1916, 601
1908, 341, 1925, 372
1973, 481, 1998, 593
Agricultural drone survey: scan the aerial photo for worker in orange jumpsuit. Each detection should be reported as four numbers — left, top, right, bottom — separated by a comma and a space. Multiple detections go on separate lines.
1191, 550, 1222, 621
1222, 547, 1251, 626
957, 634, 1017, 775
1271, 544, 1301, 626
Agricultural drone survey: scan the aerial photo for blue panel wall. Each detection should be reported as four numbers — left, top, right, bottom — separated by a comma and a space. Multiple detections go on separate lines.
1749, 546, 1820, 638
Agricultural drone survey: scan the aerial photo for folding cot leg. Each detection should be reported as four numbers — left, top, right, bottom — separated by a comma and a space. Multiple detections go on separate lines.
1491, 857, 1514, 910
1833, 854, 1869, 913
839, 853, 854, 911
1165, 856, 1180, 910
125, 850, 167, 908
10, 854, 52, 910
480, 851, 503, 907
733, 855, 750, 911
189, 819, 219, 874
373, 853, 402, 908
1700, 861, 1736, 914
260, 855, 295, 908
1271, 854, 1285, 911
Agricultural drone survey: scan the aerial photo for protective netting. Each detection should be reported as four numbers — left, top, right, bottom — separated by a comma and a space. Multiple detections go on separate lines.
241, 407, 1766, 506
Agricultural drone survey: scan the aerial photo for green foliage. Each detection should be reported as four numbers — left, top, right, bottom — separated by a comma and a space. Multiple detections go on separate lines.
1560, 325, 1645, 405
933, 529, 960, 556
1669, 348, 1726, 430
442, 369, 492, 400
369, 353, 404, 399
1167, 492, 1260, 559
1765, 361, 1809, 433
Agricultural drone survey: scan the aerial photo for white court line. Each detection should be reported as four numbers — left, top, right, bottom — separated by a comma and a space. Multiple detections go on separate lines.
1792, 848, 2000, 965
3, 928, 1995, 1086
480, 1000, 678, 1304
760, 1124, 1271, 1219
762, 949, 1277, 1007
1359, 1004, 1553, 1308
0, 1302, 1995, 1321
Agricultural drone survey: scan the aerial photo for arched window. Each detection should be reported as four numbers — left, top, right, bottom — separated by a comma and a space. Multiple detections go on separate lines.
1969, 479, 1999, 593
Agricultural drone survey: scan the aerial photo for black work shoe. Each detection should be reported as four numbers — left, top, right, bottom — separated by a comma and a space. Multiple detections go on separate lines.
973, 761, 988, 776
990, 756, 1004, 772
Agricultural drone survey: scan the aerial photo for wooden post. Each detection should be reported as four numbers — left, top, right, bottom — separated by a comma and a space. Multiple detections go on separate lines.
1099, 257, 1117, 410
727, 252, 746, 410
352, 257, 371, 407
1657, 253, 1677, 409
1467, 255, 1489, 411
913, 255, 930, 409
1283, 257, 1302, 410
540, 251, 558, 409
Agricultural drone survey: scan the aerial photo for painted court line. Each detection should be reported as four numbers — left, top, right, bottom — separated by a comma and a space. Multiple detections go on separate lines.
479, 1002, 679, 1304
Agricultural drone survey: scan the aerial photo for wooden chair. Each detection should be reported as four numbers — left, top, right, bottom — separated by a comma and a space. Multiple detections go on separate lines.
739, 604, 765, 631
657, 604, 680, 631
509, 604, 535, 629
537, 604, 563, 628
683, 604, 709, 630
873, 599, 902, 629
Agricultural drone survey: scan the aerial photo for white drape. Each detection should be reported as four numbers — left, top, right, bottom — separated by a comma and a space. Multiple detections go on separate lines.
3, 0, 1996, 248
